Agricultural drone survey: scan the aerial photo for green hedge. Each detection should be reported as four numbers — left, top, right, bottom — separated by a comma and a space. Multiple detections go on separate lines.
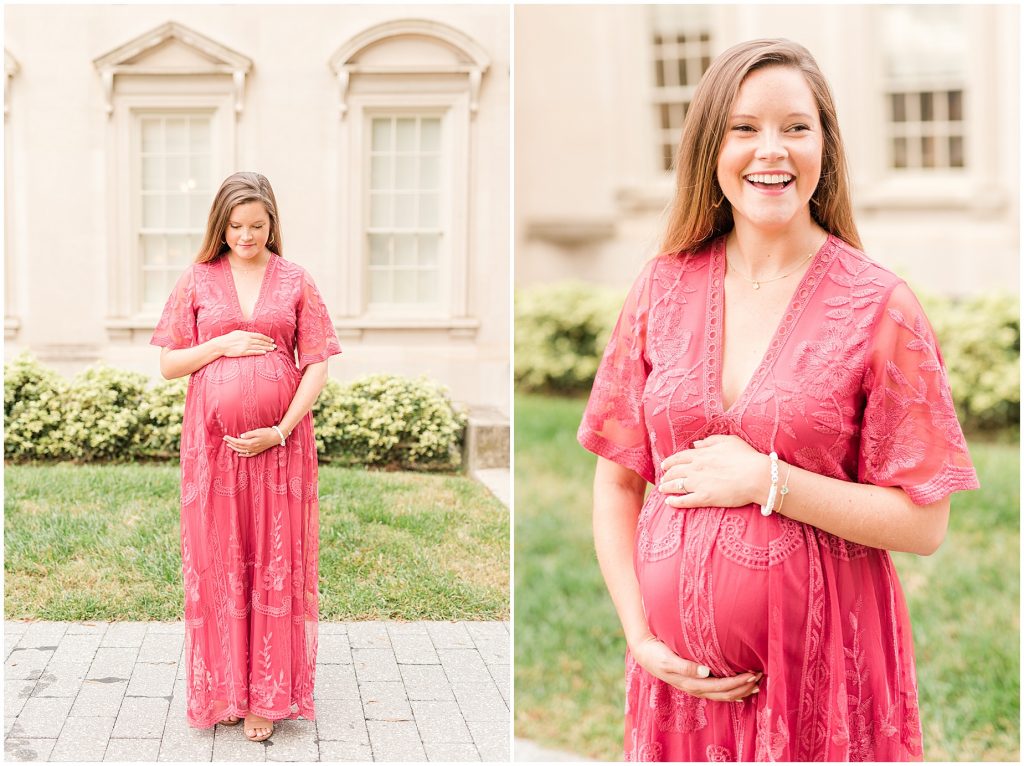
3, 355, 466, 469
515, 281, 1019, 433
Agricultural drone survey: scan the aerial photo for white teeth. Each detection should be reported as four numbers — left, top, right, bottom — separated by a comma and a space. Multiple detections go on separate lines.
746, 173, 793, 184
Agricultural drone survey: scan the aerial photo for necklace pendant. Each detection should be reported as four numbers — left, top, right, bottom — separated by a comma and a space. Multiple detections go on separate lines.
752, 281, 760, 290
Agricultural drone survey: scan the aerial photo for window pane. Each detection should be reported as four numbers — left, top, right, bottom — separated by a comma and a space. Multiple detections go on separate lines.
142, 157, 162, 191
920, 91, 934, 122
191, 119, 212, 152
190, 195, 209, 227
891, 93, 906, 122
372, 118, 392, 151
921, 135, 936, 168
394, 234, 417, 266
420, 156, 440, 190
396, 118, 416, 151
166, 194, 188, 228
394, 271, 416, 303
948, 90, 963, 121
369, 269, 390, 303
370, 192, 391, 228
893, 137, 908, 168
419, 234, 439, 266
191, 154, 211, 190
659, 103, 671, 130
394, 194, 416, 227
141, 235, 165, 266
371, 156, 391, 190
368, 234, 390, 265
143, 195, 162, 227
421, 118, 441, 151
949, 135, 964, 168
167, 234, 191, 264
655, 58, 665, 88
166, 119, 188, 153
419, 193, 439, 228
144, 272, 166, 306
417, 269, 438, 302
141, 120, 162, 153
395, 156, 417, 190
167, 156, 189, 191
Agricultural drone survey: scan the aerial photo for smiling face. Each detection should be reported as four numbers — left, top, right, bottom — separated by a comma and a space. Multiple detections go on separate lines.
224, 201, 270, 262
716, 65, 823, 236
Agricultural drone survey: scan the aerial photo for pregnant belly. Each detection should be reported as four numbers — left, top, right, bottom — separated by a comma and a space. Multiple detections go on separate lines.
636, 503, 807, 675
195, 353, 300, 437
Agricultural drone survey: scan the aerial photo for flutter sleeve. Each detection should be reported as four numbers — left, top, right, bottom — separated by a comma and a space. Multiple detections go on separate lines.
858, 281, 980, 504
150, 266, 198, 349
577, 259, 657, 484
295, 269, 342, 371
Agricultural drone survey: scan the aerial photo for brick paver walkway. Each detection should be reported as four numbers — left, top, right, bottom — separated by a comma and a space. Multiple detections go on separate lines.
4, 620, 509, 762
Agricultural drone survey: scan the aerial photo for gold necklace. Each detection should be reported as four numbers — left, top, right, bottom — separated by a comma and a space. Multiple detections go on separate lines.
726, 240, 821, 290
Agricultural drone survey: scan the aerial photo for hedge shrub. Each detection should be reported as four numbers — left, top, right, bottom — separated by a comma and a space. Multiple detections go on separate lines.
515, 281, 1019, 433
3, 354, 467, 468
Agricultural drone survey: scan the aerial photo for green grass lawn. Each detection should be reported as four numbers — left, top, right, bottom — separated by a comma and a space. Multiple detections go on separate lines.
5, 463, 508, 622
513, 393, 1019, 761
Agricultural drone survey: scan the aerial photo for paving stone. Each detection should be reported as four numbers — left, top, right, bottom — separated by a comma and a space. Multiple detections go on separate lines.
352, 648, 400, 683
313, 664, 359, 700
399, 664, 455, 701
20, 622, 69, 649
468, 719, 509, 761
438, 649, 491, 684
70, 680, 128, 718
473, 637, 509, 666
211, 725, 268, 761
360, 682, 411, 722
425, 742, 481, 761
315, 699, 368, 743
5, 649, 54, 681
126, 662, 177, 698
426, 622, 474, 649
49, 634, 102, 666
111, 696, 169, 739
266, 718, 318, 761
366, 719, 427, 761
13, 697, 73, 738
103, 737, 161, 761
87, 647, 138, 682
318, 623, 348, 635
411, 699, 473, 744
464, 622, 508, 644
489, 663, 510, 704
49, 715, 115, 761
157, 718, 214, 761
136, 632, 183, 664
391, 633, 439, 665
4, 737, 57, 762
6, 634, 22, 662
316, 633, 352, 664
66, 622, 109, 636
146, 622, 184, 635
5, 680, 35, 718
100, 624, 147, 649
346, 622, 391, 649
316, 740, 372, 761
4, 622, 30, 636
386, 622, 429, 637
453, 683, 508, 722
30, 663, 89, 699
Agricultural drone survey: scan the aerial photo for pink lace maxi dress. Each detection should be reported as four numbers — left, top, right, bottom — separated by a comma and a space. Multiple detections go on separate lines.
578, 235, 979, 761
151, 253, 341, 728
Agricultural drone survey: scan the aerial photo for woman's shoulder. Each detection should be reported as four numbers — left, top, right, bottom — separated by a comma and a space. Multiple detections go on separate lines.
272, 254, 313, 280
827, 236, 907, 294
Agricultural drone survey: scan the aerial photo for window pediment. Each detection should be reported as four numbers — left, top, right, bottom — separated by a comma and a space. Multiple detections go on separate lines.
93, 21, 253, 116
329, 19, 490, 118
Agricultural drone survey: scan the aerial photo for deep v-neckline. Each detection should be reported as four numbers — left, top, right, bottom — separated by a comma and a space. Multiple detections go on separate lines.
706, 234, 835, 416
223, 253, 275, 323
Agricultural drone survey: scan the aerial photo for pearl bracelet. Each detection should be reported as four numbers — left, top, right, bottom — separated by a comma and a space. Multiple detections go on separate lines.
761, 451, 779, 516
271, 425, 286, 446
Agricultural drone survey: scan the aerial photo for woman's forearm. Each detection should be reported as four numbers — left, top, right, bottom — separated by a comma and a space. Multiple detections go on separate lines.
592, 457, 653, 649
276, 361, 329, 437
160, 339, 225, 379
769, 460, 950, 556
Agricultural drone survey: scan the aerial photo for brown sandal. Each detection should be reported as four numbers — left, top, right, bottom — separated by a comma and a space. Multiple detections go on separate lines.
218, 716, 240, 726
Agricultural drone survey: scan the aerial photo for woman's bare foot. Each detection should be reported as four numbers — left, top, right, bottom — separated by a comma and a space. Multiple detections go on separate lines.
243, 713, 274, 742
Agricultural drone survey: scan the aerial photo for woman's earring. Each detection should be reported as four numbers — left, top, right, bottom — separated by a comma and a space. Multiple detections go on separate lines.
268, 232, 275, 245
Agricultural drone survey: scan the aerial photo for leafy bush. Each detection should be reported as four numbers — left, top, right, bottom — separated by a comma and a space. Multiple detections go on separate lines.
514, 281, 1019, 432
313, 374, 468, 470
514, 282, 623, 394
3, 353, 69, 460
4, 356, 467, 468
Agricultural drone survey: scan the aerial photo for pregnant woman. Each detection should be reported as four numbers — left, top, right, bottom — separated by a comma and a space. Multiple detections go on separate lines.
152, 172, 341, 742
578, 40, 978, 761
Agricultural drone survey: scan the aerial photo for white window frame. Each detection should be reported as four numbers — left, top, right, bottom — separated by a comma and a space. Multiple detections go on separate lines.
650, 26, 713, 174
4, 49, 20, 340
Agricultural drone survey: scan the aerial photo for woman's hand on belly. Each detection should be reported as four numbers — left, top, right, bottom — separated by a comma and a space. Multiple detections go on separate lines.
631, 634, 762, 701
659, 434, 768, 509
223, 427, 283, 458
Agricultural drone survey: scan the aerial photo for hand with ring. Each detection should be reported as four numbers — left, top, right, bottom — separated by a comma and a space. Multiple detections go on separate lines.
657, 434, 769, 509
223, 428, 281, 459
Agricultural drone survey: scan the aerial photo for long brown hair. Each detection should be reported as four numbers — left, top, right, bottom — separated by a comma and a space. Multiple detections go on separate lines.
660, 39, 861, 255
195, 172, 284, 263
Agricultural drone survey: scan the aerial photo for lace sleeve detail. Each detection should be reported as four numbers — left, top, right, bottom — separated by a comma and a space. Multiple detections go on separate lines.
858, 281, 980, 505
295, 270, 342, 371
577, 259, 657, 484
150, 266, 197, 349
